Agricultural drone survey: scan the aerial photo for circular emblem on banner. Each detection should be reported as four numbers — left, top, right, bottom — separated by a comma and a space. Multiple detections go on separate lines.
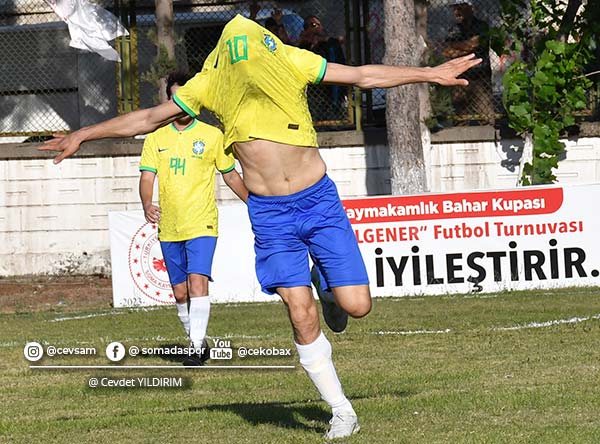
128, 222, 173, 304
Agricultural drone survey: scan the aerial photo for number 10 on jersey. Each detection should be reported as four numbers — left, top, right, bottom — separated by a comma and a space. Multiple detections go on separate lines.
226, 35, 248, 64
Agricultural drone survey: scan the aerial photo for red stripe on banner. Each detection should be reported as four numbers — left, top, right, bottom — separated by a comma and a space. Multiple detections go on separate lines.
343, 187, 564, 224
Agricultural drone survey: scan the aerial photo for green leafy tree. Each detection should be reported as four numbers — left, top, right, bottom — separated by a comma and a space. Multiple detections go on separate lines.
492, 0, 596, 185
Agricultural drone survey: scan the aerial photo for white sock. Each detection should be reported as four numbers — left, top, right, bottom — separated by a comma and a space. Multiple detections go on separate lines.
189, 296, 210, 352
175, 302, 190, 337
296, 331, 355, 415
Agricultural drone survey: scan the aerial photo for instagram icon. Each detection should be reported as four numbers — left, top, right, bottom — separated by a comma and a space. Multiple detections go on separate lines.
24, 342, 44, 362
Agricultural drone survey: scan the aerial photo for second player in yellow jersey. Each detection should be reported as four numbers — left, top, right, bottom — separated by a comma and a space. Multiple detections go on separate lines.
139, 72, 248, 366
140, 119, 235, 242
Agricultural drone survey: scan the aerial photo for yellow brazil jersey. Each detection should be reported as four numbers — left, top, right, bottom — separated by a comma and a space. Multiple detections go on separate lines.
173, 14, 327, 150
139, 120, 235, 242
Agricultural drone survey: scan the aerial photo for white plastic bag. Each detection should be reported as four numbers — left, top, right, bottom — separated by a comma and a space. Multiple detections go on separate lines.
45, 0, 129, 62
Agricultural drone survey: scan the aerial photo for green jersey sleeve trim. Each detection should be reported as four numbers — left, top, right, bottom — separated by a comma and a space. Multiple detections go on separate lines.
219, 164, 236, 174
314, 58, 327, 85
139, 166, 158, 173
173, 94, 197, 118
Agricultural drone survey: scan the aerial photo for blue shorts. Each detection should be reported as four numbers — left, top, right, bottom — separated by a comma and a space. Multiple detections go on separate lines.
248, 175, 369, 294
160, 236, 217, 287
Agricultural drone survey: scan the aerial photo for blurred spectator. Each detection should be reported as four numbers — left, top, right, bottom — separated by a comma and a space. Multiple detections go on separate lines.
298, 15, 347, 121
265, 9, 291, 44
443, 0, 494, 124
249, 1, 260, 21
249, 2, 291, 44
298, 15, 345, 64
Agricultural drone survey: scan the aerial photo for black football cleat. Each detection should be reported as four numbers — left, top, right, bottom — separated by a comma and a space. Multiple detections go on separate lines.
183, 340, 210, 366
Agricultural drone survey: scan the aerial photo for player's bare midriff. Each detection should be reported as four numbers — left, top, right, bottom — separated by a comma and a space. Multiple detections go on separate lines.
233, 139, 327, 196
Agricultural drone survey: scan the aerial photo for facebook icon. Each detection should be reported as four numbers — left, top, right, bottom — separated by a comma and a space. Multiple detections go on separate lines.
105, 342, 126, 362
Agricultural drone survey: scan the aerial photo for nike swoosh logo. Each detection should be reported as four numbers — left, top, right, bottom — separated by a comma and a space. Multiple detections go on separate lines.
158, 148, 168, 152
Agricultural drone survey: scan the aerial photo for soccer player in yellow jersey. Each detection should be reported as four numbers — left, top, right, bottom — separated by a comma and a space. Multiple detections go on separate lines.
139, 72, 248, 366
42, 14, 482, 439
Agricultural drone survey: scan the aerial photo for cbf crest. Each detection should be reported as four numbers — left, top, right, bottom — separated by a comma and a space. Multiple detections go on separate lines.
263, 33, 277, 52
192, 140, 205, 158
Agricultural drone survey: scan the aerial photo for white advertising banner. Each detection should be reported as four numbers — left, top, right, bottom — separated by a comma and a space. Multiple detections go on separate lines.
349, 184, 600, 295
110, 184, 600, 307
109, 205, 264, 308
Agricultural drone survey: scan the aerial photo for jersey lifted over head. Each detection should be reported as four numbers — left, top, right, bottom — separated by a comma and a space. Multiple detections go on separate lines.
173, 15, 327, 150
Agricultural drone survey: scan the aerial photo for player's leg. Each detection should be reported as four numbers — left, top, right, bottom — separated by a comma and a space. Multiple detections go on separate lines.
311, 265, 372, 318
310, 265, 348, 333
305, 175, 371, 326
277, 286, 320, 344
160, 241, 191, 337
247, 186, 360, 438
185, 236, 217, 364
330, 284, 371, 318
172, 282, 190, 337
187, 273, 210, 354
278, 286, 360, 439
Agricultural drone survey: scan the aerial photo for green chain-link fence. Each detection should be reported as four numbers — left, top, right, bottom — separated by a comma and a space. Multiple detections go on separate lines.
426, 0, 503, 127
0, 0, 121, 137
0, 0, 597, 139
0, 0, 363, 138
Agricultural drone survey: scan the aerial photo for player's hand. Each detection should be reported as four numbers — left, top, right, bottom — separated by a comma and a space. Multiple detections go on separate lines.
433, 53, 482, 86
38, 133, 83, 164
143, 204, 161, 223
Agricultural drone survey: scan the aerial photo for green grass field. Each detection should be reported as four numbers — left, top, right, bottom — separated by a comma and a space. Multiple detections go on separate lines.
2, 287, 600, 443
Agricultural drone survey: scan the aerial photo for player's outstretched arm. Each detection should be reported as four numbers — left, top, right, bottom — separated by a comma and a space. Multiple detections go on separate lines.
322, 53, 482, 89
39, 100, 186, 164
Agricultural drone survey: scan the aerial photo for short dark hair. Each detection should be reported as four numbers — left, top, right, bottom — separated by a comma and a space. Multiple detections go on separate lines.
265, 17, 277, 29
166, 71, 193, 100
303, 15, 320, 30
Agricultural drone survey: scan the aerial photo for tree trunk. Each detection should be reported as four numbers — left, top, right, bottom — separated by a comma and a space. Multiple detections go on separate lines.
155, 0, 175, 103
517, 132, 533, 186
557, 0, 583, 41
383, 0, 426, 195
